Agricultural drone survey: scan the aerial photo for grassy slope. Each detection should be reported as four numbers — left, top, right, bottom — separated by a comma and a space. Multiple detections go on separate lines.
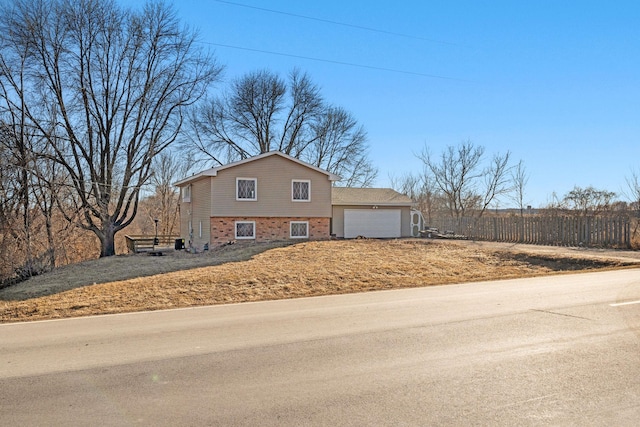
2, 239, 639, 323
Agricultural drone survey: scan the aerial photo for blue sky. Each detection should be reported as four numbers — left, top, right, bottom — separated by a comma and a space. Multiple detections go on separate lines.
132, 1, 639, 207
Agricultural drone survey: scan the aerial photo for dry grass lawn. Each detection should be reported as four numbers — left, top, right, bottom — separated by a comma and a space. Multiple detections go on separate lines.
2, 239, 639, 323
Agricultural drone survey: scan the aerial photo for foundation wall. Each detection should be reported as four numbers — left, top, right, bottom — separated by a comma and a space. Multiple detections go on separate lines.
210, 217, 330, 244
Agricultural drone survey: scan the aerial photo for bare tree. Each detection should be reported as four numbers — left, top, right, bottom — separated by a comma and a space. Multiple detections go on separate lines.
30, 143, 71, 270
390, 171, 440, 224
390, 172, 420, 200
624, 169, 640, 245
563, 186, 617, 216
0, 114, 39, 279
478, 151, 512, 217
0, 0, 222, 257
0, 126, 15, 231
625, 169, 640, 214
509, 160, 529, 216
0, 123, 21, 283
184, 68, 377, 186
417, 140, 514, 220
418, 140, 483, 219
142, 151, 190, 236
305, 106, 376, 187
227, 69, 288, 156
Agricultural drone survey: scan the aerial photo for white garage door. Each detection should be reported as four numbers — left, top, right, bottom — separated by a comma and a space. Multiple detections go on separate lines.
344, 209, 401, 238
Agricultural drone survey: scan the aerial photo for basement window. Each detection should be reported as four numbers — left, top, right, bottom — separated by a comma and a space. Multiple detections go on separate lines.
235, 221, 256, 239
290, 221, 309, 239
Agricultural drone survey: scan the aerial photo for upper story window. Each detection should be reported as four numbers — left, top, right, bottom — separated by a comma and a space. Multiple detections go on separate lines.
236, 178, 257, 201
292, 180, 310, 202
181, 185, 191, 202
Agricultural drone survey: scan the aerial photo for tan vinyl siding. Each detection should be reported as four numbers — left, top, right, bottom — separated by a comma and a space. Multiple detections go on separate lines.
399, 206, 411, 236
178, 178, 211, 250
331, 205, 346, 238
211, 155, 332, 218
179, 200, 191, 242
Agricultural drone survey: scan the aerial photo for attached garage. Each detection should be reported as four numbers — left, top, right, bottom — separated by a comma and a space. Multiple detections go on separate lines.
331, 188, 414, 239
344, 209, 401, 238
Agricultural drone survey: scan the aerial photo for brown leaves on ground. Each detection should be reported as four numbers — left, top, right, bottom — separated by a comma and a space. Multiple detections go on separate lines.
1, 239, 638, 323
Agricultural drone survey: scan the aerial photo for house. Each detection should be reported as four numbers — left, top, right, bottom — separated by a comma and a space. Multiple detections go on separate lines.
174, 151, 418, 250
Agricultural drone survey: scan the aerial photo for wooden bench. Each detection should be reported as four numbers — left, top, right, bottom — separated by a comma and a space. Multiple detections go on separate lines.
125, 235, 181, 254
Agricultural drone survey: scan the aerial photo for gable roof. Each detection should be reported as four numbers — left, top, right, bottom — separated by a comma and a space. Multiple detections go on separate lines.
174, 151, 341, 187
331, 187, 413, 206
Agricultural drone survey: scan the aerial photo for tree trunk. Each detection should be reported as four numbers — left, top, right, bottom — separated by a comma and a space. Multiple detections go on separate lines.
20, 166, 34, 277
99, 226, 117, 257
44, 214, 56, 269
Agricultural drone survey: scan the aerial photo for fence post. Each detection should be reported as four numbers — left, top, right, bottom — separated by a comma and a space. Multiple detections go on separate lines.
625, 219, 631, 248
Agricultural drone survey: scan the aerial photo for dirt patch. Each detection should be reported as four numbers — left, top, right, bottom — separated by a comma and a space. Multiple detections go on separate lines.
1, 239, 638, 323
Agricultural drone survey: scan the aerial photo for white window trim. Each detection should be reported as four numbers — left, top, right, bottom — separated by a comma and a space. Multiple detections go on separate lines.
236, 177, 257, 201
290, 221, 309, 239
181, 185, 191, 202
235, 221, 256, 239
291, 179, 311, 202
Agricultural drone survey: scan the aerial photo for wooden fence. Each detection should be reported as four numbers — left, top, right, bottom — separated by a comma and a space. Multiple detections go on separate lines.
428, 215, 632, 248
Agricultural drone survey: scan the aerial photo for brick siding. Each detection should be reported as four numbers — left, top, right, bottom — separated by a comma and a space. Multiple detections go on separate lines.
210, 217, 330, 244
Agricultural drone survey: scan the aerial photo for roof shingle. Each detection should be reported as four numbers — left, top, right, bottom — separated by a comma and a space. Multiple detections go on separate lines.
331, 187, 413, 206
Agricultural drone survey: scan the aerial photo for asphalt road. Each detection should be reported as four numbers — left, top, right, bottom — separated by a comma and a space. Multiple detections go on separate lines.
1, 269, 639, 426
